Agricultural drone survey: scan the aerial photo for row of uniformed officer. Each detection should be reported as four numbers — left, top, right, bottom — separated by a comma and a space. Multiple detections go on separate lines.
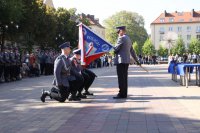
0, 47, 21, 82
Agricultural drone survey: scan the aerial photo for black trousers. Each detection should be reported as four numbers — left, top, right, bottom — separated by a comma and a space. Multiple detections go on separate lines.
116, 63, 129, 97
10, 65, 15, 80
82, 69, 96, 91
40, 63, 45, 75
69, 74, 84, 94
15, 64, 21, 78
50, 86, 69, 102
0, 64, 4, 80
4, 65, 10, 81
45, 63, 50, 75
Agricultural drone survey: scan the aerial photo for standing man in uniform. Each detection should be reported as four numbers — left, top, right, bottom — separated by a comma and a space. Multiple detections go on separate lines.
9, 47, 16, 81
113, 26, 140, 99
39, 50, 46, 75
14, 47, 21, 80
40, 42, 81, 103
0, 49, 5, 82
3, 47, 11, 82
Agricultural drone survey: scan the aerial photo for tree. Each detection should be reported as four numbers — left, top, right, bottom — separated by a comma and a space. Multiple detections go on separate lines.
103, 10, 148, 54
142, 38, 156, 56
171, 37, 185, 56
133, 42, 139, 55
157, 44, 168, 57
0, 0, 24, 24
55, 8, 78, 48
0, 0, 24, 49
20, 0, 47, 51
189, 37, 200, 54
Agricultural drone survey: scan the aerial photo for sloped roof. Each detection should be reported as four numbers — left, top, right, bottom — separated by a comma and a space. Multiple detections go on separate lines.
43, 0, 54, 8
151, 10, 200, 24
81, 13, 105, 29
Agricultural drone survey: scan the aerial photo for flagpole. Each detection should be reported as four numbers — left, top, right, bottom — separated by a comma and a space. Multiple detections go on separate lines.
78, 23, 86, 65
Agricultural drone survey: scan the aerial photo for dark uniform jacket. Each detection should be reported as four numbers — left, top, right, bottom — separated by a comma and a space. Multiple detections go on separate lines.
114, 34, 138, 65
9, 52, 16, 65
70, 56, 83, 74
3, 52, 11, 65
52, 54, 76, 87
0, 52, 5, 65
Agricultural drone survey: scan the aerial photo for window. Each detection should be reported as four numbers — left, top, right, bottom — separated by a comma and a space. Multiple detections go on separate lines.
179, 19, 184, 22
197, 35, 200, 40
187, 26, 192, 32
160, 34, 164, 41
178, 27, 182, 32
160, 18, 165, 22
178, 12, 184, 16
159, 27, 165, 34
196, 26, 200, 33
186, 43, 189, 49
178, 34, 182, 38
169, 27, 173, 31
187, 35, 191, 40
189, 19, 193, 22
169, 18, 174, 22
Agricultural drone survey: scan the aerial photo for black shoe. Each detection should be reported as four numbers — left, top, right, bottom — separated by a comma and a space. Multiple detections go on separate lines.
69, 96, 81, 101
40, 89, 48, 103
77, 93, 87, 99
83, 91, 94, 96
5, 79, 10, 82
113, 95, 127, 99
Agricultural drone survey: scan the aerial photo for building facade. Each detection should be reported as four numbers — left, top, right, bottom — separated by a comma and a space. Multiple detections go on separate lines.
43, 0, 54, 8
151, 9, 200, 50
80, 14, 105, 39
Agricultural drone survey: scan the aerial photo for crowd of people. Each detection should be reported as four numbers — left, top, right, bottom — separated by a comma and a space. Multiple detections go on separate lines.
89, 54, 158, 68
89, 55, 113, 68
0, 47, 60, 83
138, 55, 157, 65
168, 53, 200, 64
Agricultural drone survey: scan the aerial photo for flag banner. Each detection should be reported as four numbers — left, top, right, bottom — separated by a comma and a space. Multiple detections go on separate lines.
79, 23, 113, 66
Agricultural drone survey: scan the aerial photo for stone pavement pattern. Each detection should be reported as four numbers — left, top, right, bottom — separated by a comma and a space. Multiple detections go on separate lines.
1, 65, 200, 133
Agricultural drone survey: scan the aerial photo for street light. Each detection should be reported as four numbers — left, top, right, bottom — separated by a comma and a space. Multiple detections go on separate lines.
16, 25, 19, 29
55, 34, 65, 46
164, 31, 178, 55
0, 21, 19, 50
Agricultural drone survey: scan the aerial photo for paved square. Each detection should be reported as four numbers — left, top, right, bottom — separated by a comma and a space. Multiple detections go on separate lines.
1, 65, 200, 133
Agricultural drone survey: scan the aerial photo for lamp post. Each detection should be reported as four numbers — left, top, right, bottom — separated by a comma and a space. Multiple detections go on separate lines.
55, 33, 65, 46
0, 21, 19, 50
164, 32, 178, 55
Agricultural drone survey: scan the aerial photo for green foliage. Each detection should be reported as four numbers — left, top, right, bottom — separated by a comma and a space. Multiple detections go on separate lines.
189, 37, 200, 54
0, 0, 24, 24
157, 44, 168, 57
0, 0, 82, 50
142, 38, 156, 56
171, 37, 185, 56
133, 42, 139, 55
103, 10, 148, 53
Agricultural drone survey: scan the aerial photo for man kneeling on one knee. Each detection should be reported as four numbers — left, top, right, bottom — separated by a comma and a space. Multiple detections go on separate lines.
40, 42, 83, 103
71, 48, 97, 98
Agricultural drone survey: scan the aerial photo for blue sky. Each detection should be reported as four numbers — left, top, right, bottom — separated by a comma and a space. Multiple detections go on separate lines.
53, 0, 200, 34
